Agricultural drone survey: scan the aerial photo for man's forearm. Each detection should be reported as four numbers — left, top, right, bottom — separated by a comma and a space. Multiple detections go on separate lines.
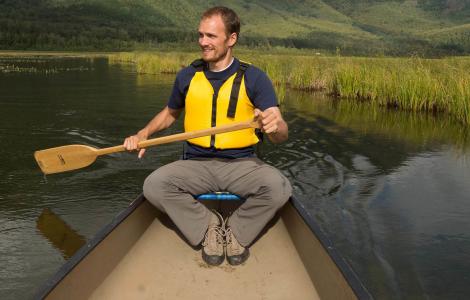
138, 106, 181, 138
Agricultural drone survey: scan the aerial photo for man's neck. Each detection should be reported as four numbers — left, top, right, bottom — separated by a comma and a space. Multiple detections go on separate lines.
209, 57, 234, 73
208, 51, 234, 72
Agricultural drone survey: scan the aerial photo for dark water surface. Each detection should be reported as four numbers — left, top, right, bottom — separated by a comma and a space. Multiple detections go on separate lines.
1, 56, 469, 299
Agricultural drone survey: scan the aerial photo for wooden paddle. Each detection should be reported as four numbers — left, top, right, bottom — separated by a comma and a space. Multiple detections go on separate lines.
34, 119, 260, 175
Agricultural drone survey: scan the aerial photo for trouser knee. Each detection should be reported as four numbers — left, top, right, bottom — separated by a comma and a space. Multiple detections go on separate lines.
143, 169, 170, 211
259, 171, 292, 208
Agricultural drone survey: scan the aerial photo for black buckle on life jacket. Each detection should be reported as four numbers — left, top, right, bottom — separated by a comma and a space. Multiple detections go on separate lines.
227, 61, 249, 118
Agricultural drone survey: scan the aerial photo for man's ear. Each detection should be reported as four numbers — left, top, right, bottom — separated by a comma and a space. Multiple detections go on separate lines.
228, 32, 238, 46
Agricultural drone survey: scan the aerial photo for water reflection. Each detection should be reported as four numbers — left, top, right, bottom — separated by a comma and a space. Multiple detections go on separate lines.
36, 208, 86, 260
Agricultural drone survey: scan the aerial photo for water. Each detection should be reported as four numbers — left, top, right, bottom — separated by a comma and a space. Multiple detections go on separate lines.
1, 56, 469, 299
275, 96, 470, 299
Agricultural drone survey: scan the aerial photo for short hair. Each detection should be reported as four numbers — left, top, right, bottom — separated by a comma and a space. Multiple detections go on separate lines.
201, 6, 240, 38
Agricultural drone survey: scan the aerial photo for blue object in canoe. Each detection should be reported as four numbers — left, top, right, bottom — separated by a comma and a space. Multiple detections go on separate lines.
195, 192, 242, 201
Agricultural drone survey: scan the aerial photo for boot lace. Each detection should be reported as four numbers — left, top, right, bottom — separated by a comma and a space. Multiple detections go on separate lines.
202, 211, 225, 249
225, 227, 244, 255
202, 225, 225, 247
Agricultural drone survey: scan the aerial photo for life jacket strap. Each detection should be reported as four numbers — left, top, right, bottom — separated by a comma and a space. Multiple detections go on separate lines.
190, 59, 206, 71
227, 61, 249, 118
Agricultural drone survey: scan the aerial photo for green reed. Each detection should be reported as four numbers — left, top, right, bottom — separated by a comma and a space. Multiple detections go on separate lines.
108, 52, 470, 124
109, 52, 195, 74
332, 57, 470, 124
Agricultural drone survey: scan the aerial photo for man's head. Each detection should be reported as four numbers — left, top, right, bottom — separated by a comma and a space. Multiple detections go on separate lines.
198, 7, 240, 64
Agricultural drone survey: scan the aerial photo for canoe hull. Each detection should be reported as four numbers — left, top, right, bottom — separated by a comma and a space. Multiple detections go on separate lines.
36, 196, 370, 299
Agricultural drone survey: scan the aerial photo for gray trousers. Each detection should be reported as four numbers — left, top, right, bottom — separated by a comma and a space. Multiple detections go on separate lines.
143, 157, 292, 247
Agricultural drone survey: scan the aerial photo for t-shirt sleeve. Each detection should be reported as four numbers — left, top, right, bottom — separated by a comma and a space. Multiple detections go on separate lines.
167, 75, 185, 109
167, 67, 195, 110
244, 66, 278, 110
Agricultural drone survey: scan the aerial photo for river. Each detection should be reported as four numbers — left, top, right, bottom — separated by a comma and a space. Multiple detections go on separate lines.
0, 55, 469, 299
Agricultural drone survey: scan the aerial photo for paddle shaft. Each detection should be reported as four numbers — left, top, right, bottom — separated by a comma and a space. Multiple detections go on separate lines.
95, 119, 260, 156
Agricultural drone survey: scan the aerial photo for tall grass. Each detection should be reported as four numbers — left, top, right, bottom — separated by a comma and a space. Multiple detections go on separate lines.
108, 52, 470, 124
109, 52, 194, 74
331, 57, 470, 124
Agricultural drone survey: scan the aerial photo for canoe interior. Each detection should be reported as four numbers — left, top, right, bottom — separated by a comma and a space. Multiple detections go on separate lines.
39, 196, 368, 300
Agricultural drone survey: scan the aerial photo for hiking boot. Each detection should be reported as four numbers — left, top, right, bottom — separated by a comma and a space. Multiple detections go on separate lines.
202, 211, 225, 266
225, 227, 249, 265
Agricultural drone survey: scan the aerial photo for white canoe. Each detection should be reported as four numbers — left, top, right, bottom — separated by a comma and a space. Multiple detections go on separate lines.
36, 195, 371, 299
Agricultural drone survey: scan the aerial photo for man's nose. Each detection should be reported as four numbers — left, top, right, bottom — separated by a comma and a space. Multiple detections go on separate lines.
199, 36, 209, 46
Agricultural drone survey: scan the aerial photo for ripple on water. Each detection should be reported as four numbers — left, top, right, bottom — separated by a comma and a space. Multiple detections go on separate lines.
66, 128, 109, 145
267, 137, 346, 199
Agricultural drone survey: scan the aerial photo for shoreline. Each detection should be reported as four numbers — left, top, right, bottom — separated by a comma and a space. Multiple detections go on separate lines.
2, 50, 469, 125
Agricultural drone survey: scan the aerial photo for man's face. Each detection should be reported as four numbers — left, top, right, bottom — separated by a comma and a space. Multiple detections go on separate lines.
198, 15, 236, 62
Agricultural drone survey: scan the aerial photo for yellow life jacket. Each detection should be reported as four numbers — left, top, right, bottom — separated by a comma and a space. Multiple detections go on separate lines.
184, 59, 259, 149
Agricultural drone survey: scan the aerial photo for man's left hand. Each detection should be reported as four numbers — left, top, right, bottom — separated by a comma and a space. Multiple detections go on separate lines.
254, 107, 288, 143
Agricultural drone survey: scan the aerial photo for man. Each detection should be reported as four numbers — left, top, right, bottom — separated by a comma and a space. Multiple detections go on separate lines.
124, 6, 292, 266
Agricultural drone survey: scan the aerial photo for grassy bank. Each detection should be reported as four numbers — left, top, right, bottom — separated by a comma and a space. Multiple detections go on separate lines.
108, 52, 470, 124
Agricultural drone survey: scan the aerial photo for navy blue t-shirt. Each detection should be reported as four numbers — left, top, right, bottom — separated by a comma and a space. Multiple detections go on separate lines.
168, 58, 278, 159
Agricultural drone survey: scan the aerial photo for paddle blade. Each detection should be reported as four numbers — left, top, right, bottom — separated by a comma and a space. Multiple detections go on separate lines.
34, 145, 98, 174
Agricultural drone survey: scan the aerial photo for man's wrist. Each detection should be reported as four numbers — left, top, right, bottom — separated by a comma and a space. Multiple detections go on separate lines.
137, 128, 149, 140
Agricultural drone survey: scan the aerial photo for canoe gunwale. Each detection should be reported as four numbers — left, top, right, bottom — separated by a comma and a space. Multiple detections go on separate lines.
35, 194, 371, 299
34, 195, 146, 300
289, 197, 372, 299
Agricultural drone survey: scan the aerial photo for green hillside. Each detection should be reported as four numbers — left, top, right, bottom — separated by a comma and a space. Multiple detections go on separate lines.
0, 0, 469, 55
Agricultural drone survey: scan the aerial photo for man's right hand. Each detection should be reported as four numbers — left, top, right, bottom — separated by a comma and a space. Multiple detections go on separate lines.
122, 106, 181, 159
123, 132, 148, 159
